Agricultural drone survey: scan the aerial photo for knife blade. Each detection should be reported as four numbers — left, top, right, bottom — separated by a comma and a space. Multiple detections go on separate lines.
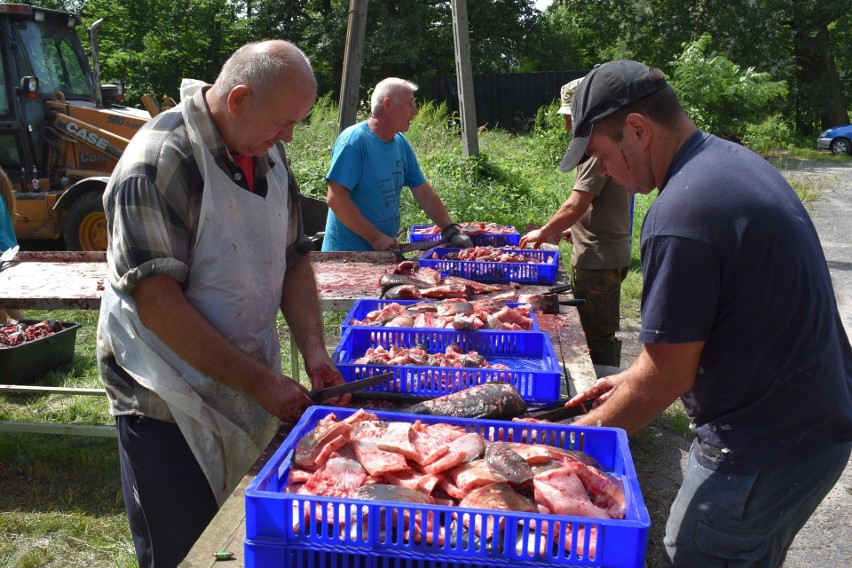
308, 371, 394, 403
525, 398, 597, 422
390, 240, 443, 262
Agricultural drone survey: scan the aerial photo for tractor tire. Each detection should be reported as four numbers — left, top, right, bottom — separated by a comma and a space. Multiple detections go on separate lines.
64, 190, 108, 251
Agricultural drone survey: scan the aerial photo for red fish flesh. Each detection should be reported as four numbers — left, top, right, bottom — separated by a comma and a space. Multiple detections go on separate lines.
285, 412, 626, 558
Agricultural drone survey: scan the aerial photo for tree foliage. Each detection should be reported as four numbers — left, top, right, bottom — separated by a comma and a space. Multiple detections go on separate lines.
541, 0, 850, 134
79, 0, 250, 101
39, 0, 850, 138
668, 34, 787, 138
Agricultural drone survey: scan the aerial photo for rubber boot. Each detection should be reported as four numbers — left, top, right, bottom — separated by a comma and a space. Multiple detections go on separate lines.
589, 339, 622, 368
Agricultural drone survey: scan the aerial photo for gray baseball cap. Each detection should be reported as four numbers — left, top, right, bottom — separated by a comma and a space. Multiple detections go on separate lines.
559, 60, 668, 172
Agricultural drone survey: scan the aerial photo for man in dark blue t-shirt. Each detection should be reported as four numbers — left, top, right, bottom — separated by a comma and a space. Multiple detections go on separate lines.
564, 60, 852, 567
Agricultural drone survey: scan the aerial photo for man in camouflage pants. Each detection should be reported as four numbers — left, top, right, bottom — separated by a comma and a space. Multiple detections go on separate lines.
521, 78, 632, 367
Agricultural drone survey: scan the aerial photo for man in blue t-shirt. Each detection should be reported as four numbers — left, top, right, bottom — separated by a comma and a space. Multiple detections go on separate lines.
321, 77, 472, 251
563, 60, 852, 567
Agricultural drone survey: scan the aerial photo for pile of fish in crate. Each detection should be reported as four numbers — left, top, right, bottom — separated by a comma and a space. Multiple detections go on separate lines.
411, 223, 558, 286
244, 225, 649, 567
245, 408, 650, 567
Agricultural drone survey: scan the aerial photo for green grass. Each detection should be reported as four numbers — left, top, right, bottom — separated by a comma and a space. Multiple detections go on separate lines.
1, 102, 845, 566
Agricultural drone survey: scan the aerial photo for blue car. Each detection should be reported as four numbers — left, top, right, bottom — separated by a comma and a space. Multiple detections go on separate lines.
817, 124, 852, 155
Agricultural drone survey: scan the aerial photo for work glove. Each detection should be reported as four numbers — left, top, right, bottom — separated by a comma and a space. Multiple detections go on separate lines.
441, 223, 474, 248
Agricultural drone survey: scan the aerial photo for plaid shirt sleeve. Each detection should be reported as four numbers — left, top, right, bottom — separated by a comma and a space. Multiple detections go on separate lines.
104, 109, 202, 295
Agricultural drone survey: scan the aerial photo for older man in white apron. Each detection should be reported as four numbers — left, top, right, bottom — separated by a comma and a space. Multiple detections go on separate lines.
97, 40, 346, 567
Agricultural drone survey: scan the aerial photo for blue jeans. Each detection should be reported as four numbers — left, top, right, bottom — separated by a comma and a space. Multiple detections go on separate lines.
656, 440, 851, 568
117, 415, 219, 568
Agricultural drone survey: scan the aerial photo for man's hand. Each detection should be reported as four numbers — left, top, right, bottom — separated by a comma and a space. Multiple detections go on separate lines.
565, 374, 626, 409
370, 233, 399, 251
441, 223, 474, 248
261, 374, 315, 423
307, 362, 351, 407
519, 228, 561, 249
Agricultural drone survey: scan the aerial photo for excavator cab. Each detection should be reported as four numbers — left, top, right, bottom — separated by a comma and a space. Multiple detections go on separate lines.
0, 3, 150, 250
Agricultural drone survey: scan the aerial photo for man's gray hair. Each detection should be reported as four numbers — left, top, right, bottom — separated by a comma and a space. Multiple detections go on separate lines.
371, 77, 418, 116
212, 40, 314, 105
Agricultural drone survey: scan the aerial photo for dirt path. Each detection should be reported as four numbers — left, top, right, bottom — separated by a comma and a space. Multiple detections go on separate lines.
618, 158, 852, 567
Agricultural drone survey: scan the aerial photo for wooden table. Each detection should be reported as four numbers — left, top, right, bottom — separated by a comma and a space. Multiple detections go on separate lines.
0, 251, 108, 310
0, 250, 595, 390
1, 249, 598, 566
178, 309, 596, 568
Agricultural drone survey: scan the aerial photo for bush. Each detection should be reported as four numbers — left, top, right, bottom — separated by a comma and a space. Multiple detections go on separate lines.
669, 33, 788, 139
743, 114, 798, 152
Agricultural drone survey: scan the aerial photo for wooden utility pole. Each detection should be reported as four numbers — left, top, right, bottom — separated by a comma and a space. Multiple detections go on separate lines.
338, 0, 369, 135
450, 0, 479, 156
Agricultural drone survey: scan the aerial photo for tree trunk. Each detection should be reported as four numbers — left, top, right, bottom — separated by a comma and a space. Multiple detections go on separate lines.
794, 18, 849, 134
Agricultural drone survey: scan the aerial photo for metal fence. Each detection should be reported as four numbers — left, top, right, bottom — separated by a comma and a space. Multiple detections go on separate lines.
432, 70, 588, 133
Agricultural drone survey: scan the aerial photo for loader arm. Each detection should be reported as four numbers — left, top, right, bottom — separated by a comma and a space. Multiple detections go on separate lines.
45, 110, 130, 160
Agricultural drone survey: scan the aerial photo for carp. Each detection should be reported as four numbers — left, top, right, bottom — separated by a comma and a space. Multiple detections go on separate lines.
379, 273, 433, 293
382, 285, 423, 300
404, 382, 527, 419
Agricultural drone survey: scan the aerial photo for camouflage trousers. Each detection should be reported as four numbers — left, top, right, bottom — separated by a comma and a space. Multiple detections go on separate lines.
571, 265, 629, 367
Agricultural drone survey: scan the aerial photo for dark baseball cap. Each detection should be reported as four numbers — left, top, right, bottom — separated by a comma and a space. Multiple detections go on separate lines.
559, 60, 668, 172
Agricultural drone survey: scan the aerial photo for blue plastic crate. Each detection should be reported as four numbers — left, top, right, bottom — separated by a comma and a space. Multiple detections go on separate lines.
245, 407, 650, 568
244, 542, 514, 567
409, 225, 521, 247
419, 248, 560, 285
342, 299, 540, 332
331, 326, 562, 403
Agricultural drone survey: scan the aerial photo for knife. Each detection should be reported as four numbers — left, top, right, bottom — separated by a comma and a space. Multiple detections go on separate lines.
308, 371, 394, 403
390, 240, 444, 262
525, 398, 597, 422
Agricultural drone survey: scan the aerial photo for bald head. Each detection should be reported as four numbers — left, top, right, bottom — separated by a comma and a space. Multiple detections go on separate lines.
206, 40, 317, 157
212, 40, 316, 106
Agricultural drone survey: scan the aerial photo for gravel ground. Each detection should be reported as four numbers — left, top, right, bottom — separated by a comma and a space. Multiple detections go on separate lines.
617, 158, 852, 567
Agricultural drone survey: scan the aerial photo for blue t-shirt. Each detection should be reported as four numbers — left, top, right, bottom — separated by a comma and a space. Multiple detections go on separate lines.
640, 131, 852, 473
322, 121, 426, 251
1, 197, 17, 251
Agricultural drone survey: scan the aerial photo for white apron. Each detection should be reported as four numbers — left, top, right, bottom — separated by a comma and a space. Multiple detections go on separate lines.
100, 80, 290, 505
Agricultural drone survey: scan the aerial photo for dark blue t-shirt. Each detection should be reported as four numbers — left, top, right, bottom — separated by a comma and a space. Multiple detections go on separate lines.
639, 131, 852, 473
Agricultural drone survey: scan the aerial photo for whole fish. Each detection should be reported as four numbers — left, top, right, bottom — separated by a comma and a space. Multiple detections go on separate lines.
404, 382, 527, 419
380, 274, 433, 293
382, 285, 423, 300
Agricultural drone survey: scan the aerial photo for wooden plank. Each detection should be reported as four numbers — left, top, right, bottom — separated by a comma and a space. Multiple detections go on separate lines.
0, 257, 106, 309
0, 421, 115, 437
450, 0, 479, 157
178, 476, 250, 568
535, 309, 598, 395
337, 0, 369, 134
16, 251, 106, 262
0, 385, 106, 396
